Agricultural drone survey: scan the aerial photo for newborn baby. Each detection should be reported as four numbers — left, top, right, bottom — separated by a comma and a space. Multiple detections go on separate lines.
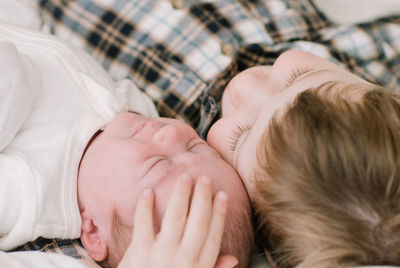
0, 22, 252, 268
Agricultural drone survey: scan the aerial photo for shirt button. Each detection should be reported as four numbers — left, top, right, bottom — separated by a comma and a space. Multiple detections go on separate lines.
221, 42, 234, 57
171, 0, 184, 9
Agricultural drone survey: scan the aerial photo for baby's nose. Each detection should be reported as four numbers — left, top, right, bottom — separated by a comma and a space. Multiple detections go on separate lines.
152, 124, 181, 146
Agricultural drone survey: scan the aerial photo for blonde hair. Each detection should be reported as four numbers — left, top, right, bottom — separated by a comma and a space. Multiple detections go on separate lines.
254, 81, 400, 267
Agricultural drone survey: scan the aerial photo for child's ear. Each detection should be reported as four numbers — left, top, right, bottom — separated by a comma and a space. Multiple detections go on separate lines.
80, 216, 108, 262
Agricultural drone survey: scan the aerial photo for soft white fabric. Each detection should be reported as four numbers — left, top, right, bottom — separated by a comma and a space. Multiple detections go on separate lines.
313, 0, 400, 24
0, 41, 39, 152
0, 21, 157, 254
0, 0, 41, 30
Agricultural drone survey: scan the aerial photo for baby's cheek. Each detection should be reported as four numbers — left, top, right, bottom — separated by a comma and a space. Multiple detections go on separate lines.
152, 179, 177, 232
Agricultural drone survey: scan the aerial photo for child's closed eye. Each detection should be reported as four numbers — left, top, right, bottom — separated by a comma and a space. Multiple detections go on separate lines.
285, 66, 313, 87
229, 124, 251, 152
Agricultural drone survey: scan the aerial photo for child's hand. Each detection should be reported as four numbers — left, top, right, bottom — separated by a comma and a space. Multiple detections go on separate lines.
118, 173, 238, 268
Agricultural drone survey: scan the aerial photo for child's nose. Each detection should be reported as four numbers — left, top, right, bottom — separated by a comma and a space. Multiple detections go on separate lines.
152, 124, 181, 146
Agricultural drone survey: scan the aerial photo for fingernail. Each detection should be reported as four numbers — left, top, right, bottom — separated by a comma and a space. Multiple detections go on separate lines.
142, 188, 153, 197
229, 257, 239, 267
232, 259, 239, 267
200, 176, 211, 185
217, 191, 228, 201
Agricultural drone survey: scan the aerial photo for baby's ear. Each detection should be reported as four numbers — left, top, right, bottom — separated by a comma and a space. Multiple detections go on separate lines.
80, 216, 108, 262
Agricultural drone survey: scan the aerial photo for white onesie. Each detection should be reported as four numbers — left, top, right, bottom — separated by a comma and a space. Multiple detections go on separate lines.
0, 22, 157, 267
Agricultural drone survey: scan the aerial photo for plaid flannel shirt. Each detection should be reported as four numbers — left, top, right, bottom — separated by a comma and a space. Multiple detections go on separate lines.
18, 0, 400, 263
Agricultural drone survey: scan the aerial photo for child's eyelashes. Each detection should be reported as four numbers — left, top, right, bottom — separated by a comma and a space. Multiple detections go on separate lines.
229, 124, 251, 152
285, 66, 313, 87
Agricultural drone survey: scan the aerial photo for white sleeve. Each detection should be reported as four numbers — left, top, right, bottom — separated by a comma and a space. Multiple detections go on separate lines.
0, 251, 88, 268
0, 0, 42, 30
0, 41, 40, 151
0, 41, 41, 250
0, 152, 39, 250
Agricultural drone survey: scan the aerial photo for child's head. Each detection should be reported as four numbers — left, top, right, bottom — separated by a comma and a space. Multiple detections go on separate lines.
77, 112, 253, 268
207, 49, 400, 266
255, 81, 400, 267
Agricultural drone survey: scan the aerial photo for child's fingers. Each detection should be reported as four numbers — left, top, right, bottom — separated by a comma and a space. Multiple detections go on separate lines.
158, 173, 193, 245
214, 255, 239, 268
131, 188, 155, 246
198, 191, 230, 267
119, 188, 155, 267
179, 176, 213, 262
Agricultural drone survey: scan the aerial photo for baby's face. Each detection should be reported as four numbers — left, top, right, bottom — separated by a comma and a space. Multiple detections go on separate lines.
207, 50, 373, 196
77, 112, 247, 252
